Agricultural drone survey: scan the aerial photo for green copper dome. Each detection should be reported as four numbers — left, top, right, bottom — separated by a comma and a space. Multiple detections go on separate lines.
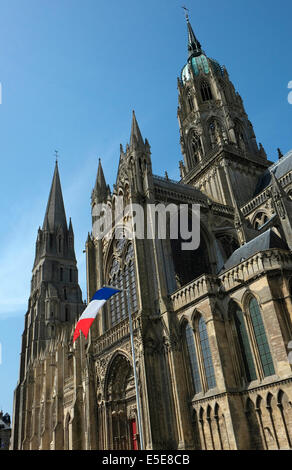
181, 17, 224, 84
181, 55, 224, 83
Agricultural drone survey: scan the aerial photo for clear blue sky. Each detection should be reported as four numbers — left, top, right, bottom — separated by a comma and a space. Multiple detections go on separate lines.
0, 0, 291, 416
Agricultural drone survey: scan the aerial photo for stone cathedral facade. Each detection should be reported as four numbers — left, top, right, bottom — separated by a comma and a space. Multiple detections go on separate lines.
11, 18, 292, 450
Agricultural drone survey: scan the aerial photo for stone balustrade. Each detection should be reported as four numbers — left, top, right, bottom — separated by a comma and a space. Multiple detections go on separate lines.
220, 249, 292, 292
170, 274, 219, 312
242, 170, 292, 216
170, 249, 292, 313
95, 313, 140, 355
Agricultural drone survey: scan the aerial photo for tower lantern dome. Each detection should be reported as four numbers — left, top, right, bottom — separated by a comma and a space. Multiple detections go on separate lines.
181, 15, 224, 83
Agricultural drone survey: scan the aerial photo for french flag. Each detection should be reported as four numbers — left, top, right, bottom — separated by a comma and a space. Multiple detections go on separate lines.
73, 286, 120, 343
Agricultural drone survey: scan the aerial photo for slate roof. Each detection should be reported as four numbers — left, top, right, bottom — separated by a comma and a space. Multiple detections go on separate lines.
153, 175, 208, 204
220, 229, 289, 272
254, 149, 292, 196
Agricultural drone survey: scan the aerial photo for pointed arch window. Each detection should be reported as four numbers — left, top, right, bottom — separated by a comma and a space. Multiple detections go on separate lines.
190, 132, 202, 165
234, 121, 247, 151
201, 80, 213, 102
234, 306, 257, 382
108, 243, 138, 328
253, 212, 269, 230
187, 89, 194, 111
185, 323, 202, 394
208, 119, 224, 148
198, 317, 216, 390
183, 316, 216, 395
248, 297, 275, 377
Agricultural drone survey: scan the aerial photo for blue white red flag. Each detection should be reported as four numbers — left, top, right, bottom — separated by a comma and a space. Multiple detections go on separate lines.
73, 287, 120, 343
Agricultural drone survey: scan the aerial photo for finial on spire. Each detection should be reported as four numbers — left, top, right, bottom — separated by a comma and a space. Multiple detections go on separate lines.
182, 5, 189, 21
54, 150, 59, 164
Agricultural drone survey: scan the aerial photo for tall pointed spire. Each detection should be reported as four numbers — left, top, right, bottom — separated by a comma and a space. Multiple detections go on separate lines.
184, 11, 202, 60
43, 161, 67, 231
130, 110, 144, 149
93, 158, 108, 203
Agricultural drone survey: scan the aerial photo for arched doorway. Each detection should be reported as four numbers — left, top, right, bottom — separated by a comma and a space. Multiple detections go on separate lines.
105, 354, 138, 450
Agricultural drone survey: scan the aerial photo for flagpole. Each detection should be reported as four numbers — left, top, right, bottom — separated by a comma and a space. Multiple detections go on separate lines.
126, 288, 144, 451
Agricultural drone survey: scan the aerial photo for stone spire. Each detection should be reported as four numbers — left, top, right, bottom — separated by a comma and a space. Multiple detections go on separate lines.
93, 158, 108, 203
43, 161, 67, 231
130, 110, 144, 149
186, 15, 202, 59
68, 216, 74, 234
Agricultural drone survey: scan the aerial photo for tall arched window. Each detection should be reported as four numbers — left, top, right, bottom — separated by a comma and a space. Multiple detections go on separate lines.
201, 80, 213, 102
209, 119, 223, 148
198, 317, 216, 390
233, 306, 257, 382
190, 132, 202, 165
249, 297, 275, 377
187, 89, 194, 111
183, 317, 216, 395
234, 121, 247, 151
108, 243, 138, 328
185, 323, 202, 394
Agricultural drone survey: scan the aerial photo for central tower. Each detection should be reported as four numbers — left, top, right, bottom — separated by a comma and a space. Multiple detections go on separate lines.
178, 14, 271, 206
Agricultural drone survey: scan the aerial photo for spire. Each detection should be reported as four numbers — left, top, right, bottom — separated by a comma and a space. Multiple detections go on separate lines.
42, 161, 67, 231
93, 158, 108, 203
68, 217, 74, 234
130, 110, 144, 149
184, 11, 202, 60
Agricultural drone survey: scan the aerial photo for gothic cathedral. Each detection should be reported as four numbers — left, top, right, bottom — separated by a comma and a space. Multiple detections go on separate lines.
11, 17, 292, 450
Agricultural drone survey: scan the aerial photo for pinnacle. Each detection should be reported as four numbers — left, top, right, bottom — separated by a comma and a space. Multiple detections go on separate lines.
42, 162, 67, 231
130, 110, 144, 148
94, 158, 108, 202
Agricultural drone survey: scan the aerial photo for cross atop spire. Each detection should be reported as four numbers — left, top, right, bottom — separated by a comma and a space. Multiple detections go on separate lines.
43, 161, 67, 231
182, 5, 189, 21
